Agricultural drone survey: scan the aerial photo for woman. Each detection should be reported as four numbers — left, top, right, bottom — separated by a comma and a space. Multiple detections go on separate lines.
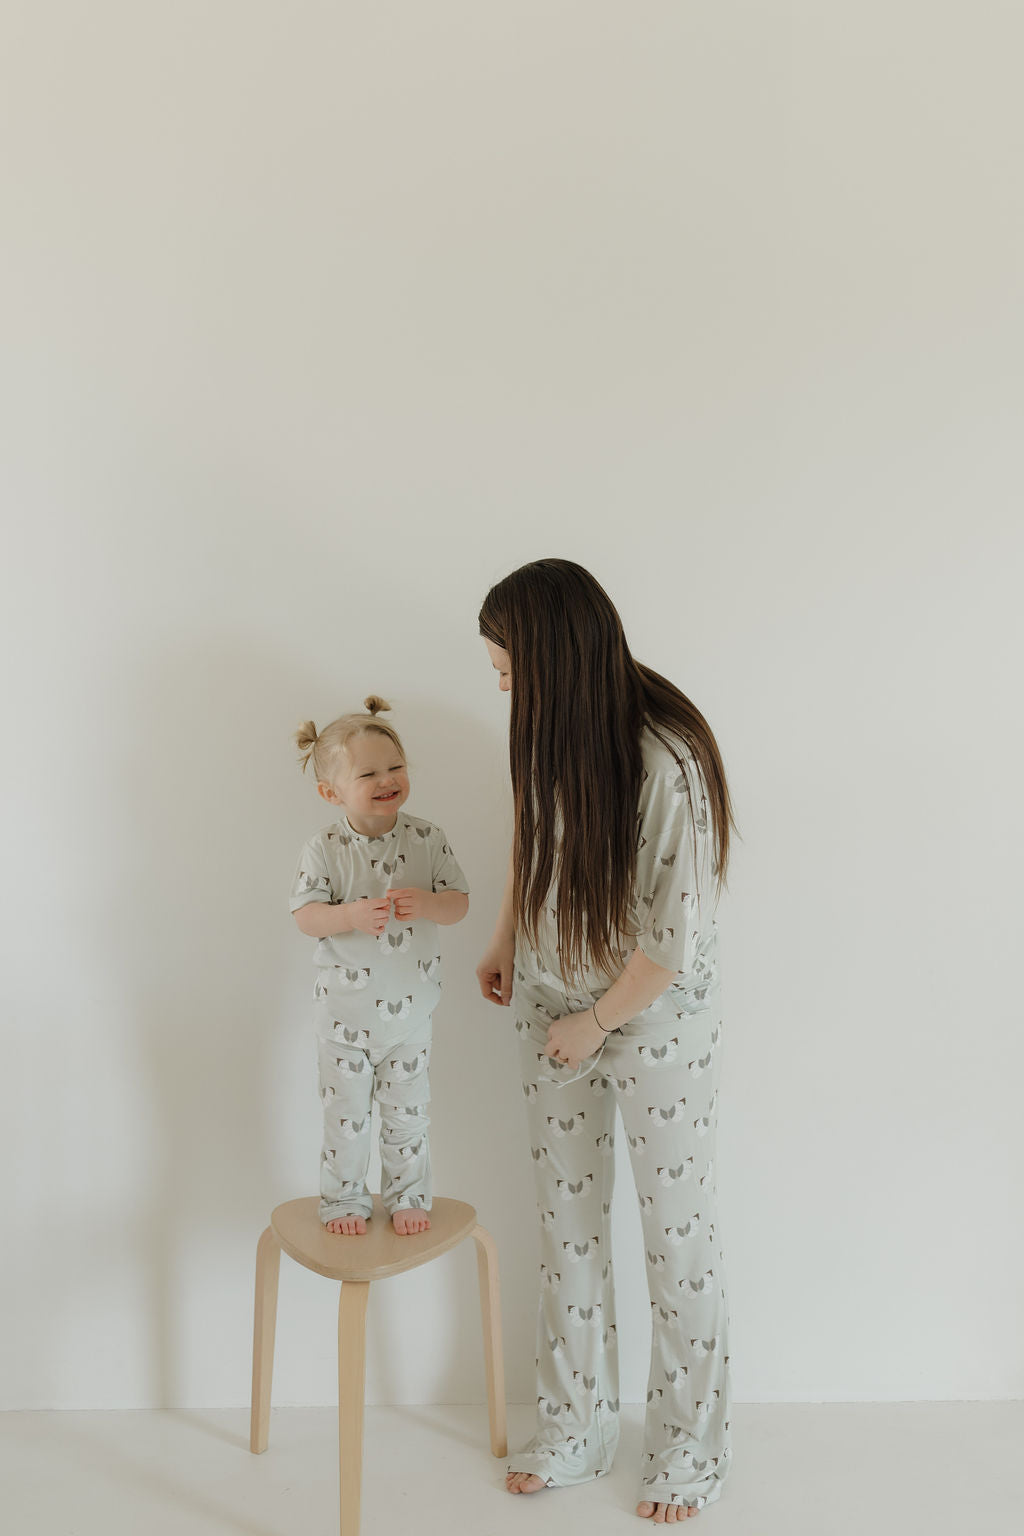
476, 558, 736, 1523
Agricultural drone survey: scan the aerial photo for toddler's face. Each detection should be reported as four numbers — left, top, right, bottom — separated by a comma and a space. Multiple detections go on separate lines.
484, 638, 512, 693
318, 731, 410, 822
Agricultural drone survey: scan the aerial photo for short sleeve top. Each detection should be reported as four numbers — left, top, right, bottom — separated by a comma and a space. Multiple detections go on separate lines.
518, 727, 719, 1001
630, 727, 718, 984
289, 812, 469, 1009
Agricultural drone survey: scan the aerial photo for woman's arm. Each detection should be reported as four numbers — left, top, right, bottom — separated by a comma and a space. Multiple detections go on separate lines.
589, 946, 678, 1031
542, 947, 678, 1068
476, 850, 515, 1005
492, 848, 514, 941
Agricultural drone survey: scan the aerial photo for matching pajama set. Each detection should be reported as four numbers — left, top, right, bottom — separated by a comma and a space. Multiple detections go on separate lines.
508, 728, 733, 1512
289, 812, 469, 1224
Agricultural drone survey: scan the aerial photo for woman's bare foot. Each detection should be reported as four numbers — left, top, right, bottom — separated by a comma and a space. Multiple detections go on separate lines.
392, 1208, 430, 1235
636, 1500, 698, 1521
324, 1215, 367, 1235
506, 1473, 546, 1493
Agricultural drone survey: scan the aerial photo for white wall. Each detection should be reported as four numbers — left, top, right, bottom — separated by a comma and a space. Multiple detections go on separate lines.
2, 2, 1021, 1410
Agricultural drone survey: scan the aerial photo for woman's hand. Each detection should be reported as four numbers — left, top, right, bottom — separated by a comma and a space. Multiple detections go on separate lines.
544, 1009, 606, 1070
477, 935, 515, 1006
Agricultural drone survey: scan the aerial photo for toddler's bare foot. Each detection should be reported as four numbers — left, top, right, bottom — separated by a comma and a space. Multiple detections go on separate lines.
392, 1208, 430, 1235
324, 1215, 367, 1235
636, 1500, 699, 1521
506, 1473, 546, 1493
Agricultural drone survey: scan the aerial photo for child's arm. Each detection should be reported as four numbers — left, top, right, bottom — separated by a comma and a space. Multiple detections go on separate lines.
293, 898, 390, 937
430, 889, 469, 926
387, 888, 468, 925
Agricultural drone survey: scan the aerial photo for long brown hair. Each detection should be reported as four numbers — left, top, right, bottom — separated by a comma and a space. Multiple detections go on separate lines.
479, 558, 736, 987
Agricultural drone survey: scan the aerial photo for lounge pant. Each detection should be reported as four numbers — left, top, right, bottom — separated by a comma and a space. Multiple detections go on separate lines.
316, 1016, 432, 1223
509, 990, 732, 1511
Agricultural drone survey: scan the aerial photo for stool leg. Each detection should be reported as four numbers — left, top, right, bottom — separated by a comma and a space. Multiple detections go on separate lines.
338, 1279, 370, 1536
470, 1224, 508, 1457
250, 1226, 281, 1454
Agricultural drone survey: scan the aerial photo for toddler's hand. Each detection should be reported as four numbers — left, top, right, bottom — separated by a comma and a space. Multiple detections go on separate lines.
387, 887, 432, 922
349, 897, 391, 936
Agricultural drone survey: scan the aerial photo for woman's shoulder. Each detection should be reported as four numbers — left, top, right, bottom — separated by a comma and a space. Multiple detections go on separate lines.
638, 727, 708, 813
640, 725, 695, 780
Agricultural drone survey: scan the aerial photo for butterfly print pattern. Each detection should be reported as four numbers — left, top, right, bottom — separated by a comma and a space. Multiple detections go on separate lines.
333, 967, 371, 989
334, 1022, 371, 1046
376, 995, 413, 1021
377, 927, 413, 954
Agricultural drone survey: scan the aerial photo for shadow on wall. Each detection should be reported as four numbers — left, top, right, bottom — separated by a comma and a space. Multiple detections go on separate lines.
114, 631, 527, 1408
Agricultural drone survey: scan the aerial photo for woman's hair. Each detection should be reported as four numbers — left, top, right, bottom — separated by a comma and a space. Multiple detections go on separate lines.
479, 558, 736, 987
295, 696, 405, 783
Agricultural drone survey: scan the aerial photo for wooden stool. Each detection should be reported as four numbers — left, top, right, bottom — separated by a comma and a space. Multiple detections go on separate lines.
250, 1194, 507, 1535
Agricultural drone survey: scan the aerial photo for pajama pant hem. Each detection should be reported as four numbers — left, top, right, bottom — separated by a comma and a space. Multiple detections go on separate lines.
505, 1449, 613, 1487
319, 1200, 374, 1222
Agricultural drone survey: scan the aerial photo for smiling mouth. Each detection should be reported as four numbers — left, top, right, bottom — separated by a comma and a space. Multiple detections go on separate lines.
374, 791, 399, 801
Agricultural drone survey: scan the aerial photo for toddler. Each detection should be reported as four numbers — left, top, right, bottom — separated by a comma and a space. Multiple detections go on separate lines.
289, 696, 469, 1236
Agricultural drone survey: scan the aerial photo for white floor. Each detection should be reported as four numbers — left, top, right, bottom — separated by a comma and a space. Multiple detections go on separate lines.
2, 1401, 1019, 1534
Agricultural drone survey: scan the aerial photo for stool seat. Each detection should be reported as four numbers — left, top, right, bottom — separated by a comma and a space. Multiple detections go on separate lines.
271, 1194, 479, 1282
251, 1191, 507, 1536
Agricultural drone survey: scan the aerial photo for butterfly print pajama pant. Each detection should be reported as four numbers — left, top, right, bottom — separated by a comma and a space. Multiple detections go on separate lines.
510, 987, 732, 1511
316, 1012, 433, 1223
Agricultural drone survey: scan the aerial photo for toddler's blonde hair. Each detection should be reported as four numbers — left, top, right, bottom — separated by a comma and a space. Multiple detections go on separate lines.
295, 696, 406, 783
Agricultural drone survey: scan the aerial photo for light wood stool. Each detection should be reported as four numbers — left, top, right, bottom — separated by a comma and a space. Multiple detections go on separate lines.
250, 1194, 507, 1535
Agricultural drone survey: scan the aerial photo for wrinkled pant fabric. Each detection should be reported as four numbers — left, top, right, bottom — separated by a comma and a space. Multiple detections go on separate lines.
316, 1014, 433, 1223
509, 987, 732, 1511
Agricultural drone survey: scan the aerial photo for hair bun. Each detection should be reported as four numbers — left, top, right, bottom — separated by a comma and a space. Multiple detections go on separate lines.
363, 695, 391, 715
294, 720, 319, 774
